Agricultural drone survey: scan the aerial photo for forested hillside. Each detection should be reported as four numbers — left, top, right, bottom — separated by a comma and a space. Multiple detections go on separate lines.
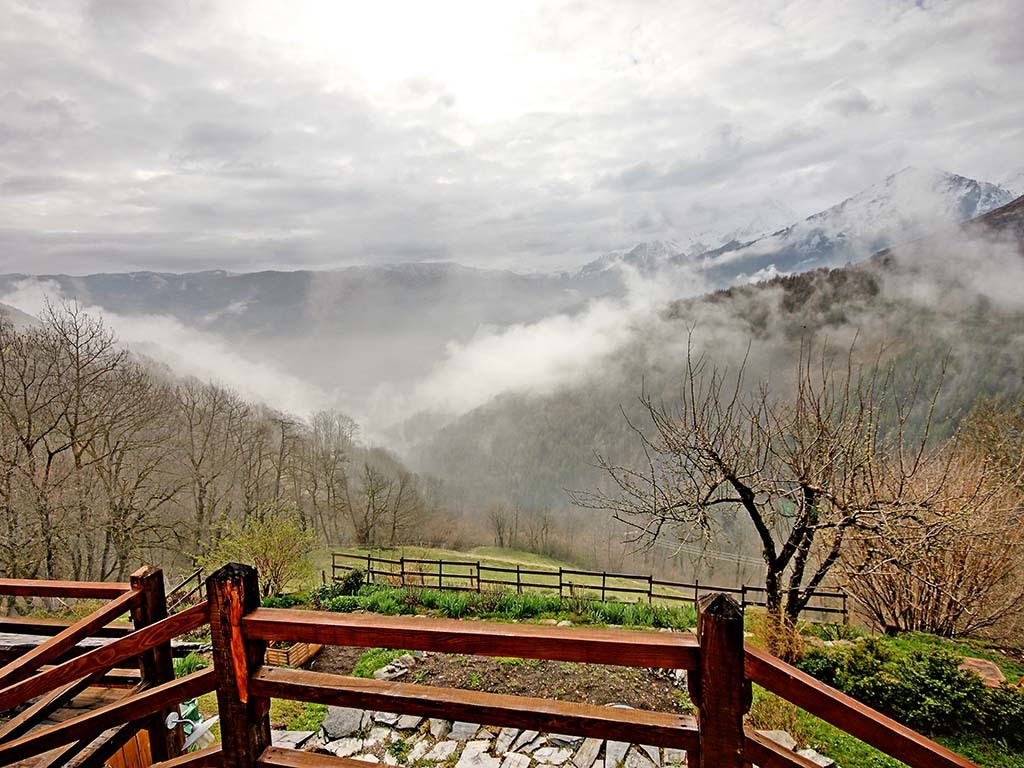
0, 304, 455, 582
415, 197, 1024, 510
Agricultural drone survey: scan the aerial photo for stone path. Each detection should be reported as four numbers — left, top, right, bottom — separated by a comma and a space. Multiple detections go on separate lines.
305, 706, 695, 767
287, 708, 838, 768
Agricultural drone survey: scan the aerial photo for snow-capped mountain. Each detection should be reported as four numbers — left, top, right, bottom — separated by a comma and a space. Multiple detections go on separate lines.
1002, 170, 1024, 198
573, 200, 797, 279
700, 167, 1015, 283
572, 168, 1013, 286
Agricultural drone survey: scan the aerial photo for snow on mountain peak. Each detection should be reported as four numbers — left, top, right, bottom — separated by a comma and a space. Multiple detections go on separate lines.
1002, 169, 1024, 198
574, 168, 1013, 285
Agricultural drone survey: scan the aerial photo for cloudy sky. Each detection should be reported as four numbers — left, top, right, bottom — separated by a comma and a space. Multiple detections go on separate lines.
1, 0, 1022, 274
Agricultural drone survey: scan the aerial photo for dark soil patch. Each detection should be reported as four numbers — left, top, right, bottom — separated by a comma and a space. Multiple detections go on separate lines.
310, 645, 690, 713
307, 644, 365, 676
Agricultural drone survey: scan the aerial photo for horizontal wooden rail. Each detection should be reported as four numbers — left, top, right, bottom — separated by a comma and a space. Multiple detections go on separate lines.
168, 569, 203, 596
745, 644, 977, 768
0, 578, 133, 599
259, 748, 377, 767
478, 578, 552, 590
38, 664, 141, 689
244, 608, 699, 669
0, 670, 105, 741
478, 565, 557, 576
152, 743, 224, 767
573, 584, 650, 595
251, 666, 699, 750
170, 581, 206, 611
401, 557, 456, 566
0, 588, 139, 687
0, 616, 134, 638
0, 667, 215, 764
0, 600, 209, 711
743, 729, 825, 768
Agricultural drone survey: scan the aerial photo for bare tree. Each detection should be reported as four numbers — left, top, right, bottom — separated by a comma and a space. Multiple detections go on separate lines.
843, 404, 1024, 638
385, 469, 424, 546
487, 503, 514, 548
572, 337, 952, 640
171, 380, 247, 562
349, 461, 392, 547
88, 362, 179, 580
300, 410, 357, 545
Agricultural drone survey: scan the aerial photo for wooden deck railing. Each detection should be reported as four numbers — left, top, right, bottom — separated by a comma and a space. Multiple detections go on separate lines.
1, 563, 983, 768
149, 563, 978, 768
0, 568, 214, 766
167, 569, 205, 614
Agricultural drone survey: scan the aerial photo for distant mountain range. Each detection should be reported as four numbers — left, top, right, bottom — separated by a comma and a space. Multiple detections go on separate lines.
573, 167, 1015, 284
0, 166, 1017, 425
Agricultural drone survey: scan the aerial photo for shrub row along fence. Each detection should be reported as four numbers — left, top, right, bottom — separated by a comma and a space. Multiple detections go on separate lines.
0, 563, 978, 768
332, 551, 849, 623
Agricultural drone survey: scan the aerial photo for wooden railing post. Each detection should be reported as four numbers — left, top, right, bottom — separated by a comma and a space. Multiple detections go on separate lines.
689, 593, 750, 768
207, 563, 271, 768
129, 565, 185, 762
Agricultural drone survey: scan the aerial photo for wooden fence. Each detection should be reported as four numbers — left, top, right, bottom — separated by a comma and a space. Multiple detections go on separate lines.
0, 563, 981, 768
332, 551, 849, 622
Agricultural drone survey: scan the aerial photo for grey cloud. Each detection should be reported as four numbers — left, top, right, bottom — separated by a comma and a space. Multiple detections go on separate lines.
183, 122, 268, 151
0, 0, 1021, 274
0, 175, 80, 195
818, 84, 884, 117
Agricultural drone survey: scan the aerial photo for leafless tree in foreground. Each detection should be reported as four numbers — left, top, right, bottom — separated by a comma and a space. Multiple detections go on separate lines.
572, 335, 960, 641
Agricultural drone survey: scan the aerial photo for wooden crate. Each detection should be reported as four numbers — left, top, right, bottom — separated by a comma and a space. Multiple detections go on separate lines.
264, 642, 323, 667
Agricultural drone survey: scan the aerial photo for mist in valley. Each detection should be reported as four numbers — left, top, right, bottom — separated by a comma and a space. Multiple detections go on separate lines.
2, 191, 1022, 593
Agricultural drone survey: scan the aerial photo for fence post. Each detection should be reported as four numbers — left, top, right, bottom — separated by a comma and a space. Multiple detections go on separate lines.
558, 567, 564, 598
438, 559, 443, 589
648, 575, 654, 604
476, 561, 482, 593
129, 566, 184, 762
601, 572, 607, 602
740, 585, 747, 610
516, 565, 522, 594
399, 557, 406, 587
207, 563, 271, 768
842, 590, 849, 625
690, 593, 749, 768
694, 578, 700, 604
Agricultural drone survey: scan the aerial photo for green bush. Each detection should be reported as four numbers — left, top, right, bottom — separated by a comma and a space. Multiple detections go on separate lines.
591, 600, 627, 625
309, 582, 346, 608
437, 591, 471, 618
361, 588, 414, 615
798, 637, 1024, 747
338, 568, 366, 595
323, 595, 361, 612
415, 588, 445, 609
173, 652, 210, 678
624, 602, 656, 627
980, 687, 1024, 749
261, 594, 302, 609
